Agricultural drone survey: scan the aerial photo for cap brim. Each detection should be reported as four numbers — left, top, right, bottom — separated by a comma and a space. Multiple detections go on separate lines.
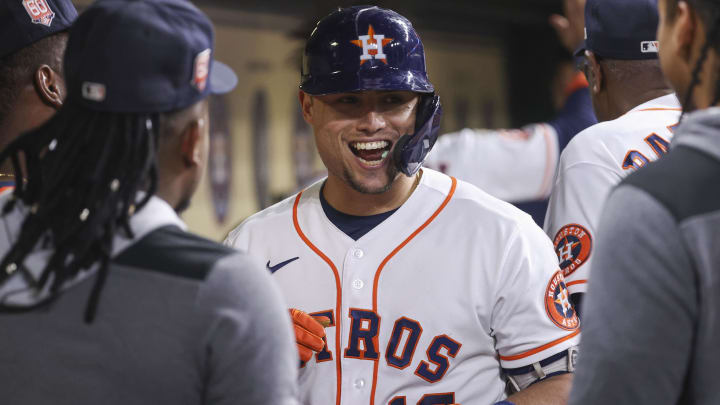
210, 60, 237, 94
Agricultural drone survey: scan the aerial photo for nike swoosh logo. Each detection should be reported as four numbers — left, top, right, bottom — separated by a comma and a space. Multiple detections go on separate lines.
266, 257, 299, 274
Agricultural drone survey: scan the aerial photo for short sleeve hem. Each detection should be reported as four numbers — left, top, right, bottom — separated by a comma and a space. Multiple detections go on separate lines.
499, 330, 580, 369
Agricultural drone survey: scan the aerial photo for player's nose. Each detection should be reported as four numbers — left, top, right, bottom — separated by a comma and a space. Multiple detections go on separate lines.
356, 109, 387, 135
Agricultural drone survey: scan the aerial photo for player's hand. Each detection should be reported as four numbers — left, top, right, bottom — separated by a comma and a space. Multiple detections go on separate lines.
289, 308, 331, 362
549, 0, 586, 53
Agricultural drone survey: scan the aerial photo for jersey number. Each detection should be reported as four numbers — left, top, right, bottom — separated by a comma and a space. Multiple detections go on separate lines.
389, 393, 455, 405
622, 127, 674, 170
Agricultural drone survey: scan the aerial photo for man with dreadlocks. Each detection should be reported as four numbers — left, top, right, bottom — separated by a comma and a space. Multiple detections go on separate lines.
0, 0, 300, 404
0, 0, 77, 191
543, 0, 681, 316
568, 0, 720, 403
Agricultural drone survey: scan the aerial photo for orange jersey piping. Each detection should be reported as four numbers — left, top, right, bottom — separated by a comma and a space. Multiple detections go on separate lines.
499, 329, 580, 361
566, 280, 587, 287
635, 107, 682, 112
293, 191, 343, 405
537, 124, 556, 199
369, 176, 458, 405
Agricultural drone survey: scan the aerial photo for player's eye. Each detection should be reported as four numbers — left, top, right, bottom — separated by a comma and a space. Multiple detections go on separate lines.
337, 95, 359, 104
382, 94, 404, 104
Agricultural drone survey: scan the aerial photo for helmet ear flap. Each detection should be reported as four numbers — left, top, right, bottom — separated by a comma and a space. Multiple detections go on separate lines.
393, 94, 442, 176
415, 94, 440, 133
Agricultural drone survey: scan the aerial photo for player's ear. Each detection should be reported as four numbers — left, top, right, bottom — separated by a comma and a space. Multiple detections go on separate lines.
34, 65, 64, 109
585, 51, 603, 94
299, 90, 314, 124
180, 118, 203, 168
672, 1, 697, 65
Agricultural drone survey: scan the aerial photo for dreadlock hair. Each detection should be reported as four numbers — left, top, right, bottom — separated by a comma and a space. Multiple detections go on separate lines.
665, 0, 720, 112
0, 96, 164, 323
0, 32, 68, 129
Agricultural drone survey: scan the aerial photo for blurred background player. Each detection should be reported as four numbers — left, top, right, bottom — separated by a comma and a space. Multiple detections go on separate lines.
0, 0, 77, 190
226, 6, 579, 405
570, 0, 720, 403
424, 0, 597, 226
0, 0, 299, 403
543, 0, 680, 316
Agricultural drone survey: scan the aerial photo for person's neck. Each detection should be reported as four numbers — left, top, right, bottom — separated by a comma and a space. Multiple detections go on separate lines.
605, 86, 674, 121
154, 173, 187, 214
323, 170, 421, 216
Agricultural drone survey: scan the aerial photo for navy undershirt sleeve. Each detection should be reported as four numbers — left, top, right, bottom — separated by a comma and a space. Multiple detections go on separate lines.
319, 186, 398, 241
548, 86, 597, 153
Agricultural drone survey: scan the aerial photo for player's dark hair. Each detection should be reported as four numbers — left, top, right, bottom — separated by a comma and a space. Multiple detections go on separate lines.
0, 33, 68, 128
665, 0, 720, 110
0, 97, 167, 323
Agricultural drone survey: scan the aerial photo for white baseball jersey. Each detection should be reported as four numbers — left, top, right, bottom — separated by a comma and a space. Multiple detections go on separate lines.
544, 94, 681, 294
225, 169, 580, 405
424, 124, 559, 203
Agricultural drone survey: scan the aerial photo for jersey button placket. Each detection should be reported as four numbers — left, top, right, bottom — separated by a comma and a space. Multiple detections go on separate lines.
341, 246, 373, 404
350, 249, 365, 292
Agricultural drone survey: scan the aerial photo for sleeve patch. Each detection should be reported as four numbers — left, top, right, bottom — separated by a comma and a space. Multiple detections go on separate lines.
545, 271, 580, 331
552, 224, 592, 277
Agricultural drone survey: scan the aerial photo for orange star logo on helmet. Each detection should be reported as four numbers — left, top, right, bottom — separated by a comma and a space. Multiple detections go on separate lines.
351, 25, 394, 65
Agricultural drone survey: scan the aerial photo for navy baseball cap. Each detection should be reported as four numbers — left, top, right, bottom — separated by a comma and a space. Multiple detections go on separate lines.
0, 0, 77, 59
64, 0, 238, 113
575, 0, 659, 60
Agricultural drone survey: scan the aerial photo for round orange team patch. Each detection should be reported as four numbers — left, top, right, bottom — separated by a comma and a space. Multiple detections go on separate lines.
545, 271, 580, 330
553, 224, 592, 277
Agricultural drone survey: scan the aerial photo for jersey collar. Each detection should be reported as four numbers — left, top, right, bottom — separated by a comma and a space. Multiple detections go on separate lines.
0, 194, 186, 306
626, 93, 681, 114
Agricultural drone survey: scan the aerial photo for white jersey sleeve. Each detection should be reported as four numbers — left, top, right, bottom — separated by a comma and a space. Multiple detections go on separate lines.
424, 124, 559, 202
543, 159, 621, 294
544, 94, 681, 296
224, 220, 250, 251
492, 213, 580, 369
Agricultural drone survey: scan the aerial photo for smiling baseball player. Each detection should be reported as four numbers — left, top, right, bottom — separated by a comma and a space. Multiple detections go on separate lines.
543, 0, 681, 316
225, 6, 579, 405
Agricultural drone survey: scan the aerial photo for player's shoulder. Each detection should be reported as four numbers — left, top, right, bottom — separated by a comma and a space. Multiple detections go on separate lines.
424, 169, 537, 230
115, 224, 271, 306
225, 186, 306, 243
562, 117, 632, 161
561, 94, 681, 167
114, 225, 238, 281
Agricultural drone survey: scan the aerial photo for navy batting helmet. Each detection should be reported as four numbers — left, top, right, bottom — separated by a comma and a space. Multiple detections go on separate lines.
300, 5, 442, 176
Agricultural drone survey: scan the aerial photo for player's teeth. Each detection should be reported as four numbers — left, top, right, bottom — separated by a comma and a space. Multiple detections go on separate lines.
381, 150, 389, 159
358, 157, 383, 166
354, 140, 389, 150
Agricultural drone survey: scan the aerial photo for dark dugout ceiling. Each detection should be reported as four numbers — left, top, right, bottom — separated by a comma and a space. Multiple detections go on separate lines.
199, 0, 562, 39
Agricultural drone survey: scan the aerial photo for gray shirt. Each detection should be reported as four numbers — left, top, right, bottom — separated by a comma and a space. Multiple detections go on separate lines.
0, 196, 299, 405
569, 107, 720, 404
